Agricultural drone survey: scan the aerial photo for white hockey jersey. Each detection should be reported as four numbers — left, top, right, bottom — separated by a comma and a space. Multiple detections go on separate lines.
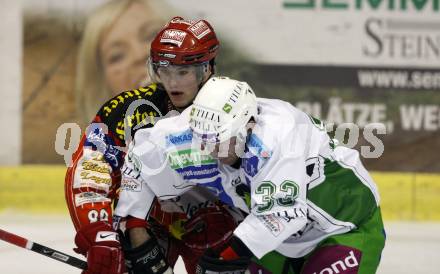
114, 107, 249, 220
115, 98, 380, 259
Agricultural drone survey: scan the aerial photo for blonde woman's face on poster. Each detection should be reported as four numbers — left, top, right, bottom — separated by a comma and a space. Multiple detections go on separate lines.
100, 2, 162, 94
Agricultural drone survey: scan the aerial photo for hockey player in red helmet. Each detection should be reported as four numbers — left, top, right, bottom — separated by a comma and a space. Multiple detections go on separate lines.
67, 16, 246, 274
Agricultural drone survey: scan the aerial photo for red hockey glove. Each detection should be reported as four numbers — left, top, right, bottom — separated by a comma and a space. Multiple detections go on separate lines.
74, 221, 125, 274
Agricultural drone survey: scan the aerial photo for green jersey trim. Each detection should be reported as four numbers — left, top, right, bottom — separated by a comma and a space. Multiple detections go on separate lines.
307, 157, 378, 226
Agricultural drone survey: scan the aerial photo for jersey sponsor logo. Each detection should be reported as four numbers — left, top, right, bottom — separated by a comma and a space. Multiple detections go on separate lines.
242, 155, 259, 177
257, 214, 284, 237
189, 20, 211, 39
179, 200, 216, 218
96, 231, 119, 242
165, 129, 193, 147
101, 85, 157, 117
78, 171, 112, 189
242, 134, 271, 177
122, 166, 141, 180
85, 127, 107, 152
74, 192, 111, 207
114, 107, 162, 142
174, 165, 219, 182
247, 134, 272, 159
75, 155, 112, 190
85, 127, 121, 168
78, 158, 112, 189
81, 159, 111, 174
161, 29, 187, 47
303, 246, 361, 274
168, 149, 215, 169
121, 177, 142, 192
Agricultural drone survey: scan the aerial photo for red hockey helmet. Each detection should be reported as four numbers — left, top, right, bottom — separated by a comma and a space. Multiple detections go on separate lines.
150, 16, 220, 68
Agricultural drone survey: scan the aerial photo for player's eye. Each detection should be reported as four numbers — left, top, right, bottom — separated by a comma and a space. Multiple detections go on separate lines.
107, 51, 125, 64
178, 70, 189, 76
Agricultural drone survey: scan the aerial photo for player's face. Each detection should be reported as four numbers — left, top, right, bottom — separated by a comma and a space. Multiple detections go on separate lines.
205, 137, 241, 166
157, 65, 207, 109
100, 2, 163, 94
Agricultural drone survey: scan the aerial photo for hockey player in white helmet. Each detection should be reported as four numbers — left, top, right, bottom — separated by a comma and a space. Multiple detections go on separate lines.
190, 77, 385, 274
116, 77, 385, 274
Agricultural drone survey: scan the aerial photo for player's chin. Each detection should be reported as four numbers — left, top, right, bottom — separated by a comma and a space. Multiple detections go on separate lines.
169, 94, 191, 108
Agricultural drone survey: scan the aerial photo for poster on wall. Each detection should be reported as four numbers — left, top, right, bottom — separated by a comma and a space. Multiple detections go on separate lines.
166, 0, 440, 172
18, 0, 440, 172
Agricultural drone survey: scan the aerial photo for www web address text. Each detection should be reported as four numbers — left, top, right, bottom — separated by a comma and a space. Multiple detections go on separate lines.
357, 69, 440, 89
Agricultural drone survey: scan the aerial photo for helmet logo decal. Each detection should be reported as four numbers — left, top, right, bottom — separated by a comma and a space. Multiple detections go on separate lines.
189, 21, 211, 39
227, 85, 241, 104
160, 29, 187, 47
222, 103, 233, 114
158, 60, 170, 67
158, 53, 176, 59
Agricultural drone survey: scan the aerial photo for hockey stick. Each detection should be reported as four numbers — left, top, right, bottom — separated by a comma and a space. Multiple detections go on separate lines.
0, 228, 87, 270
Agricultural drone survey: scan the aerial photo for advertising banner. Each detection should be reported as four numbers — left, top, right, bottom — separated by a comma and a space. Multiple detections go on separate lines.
15, 0, 440, 172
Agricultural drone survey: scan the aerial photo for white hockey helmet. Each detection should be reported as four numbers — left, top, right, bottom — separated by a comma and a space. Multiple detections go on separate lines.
189, 77, 258, 144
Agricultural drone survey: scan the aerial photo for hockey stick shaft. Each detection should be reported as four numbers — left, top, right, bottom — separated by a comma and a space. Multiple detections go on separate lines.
0, 228, 87, 270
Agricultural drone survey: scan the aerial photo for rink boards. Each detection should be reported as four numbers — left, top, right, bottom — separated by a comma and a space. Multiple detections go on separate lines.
1, 165, 440, 220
